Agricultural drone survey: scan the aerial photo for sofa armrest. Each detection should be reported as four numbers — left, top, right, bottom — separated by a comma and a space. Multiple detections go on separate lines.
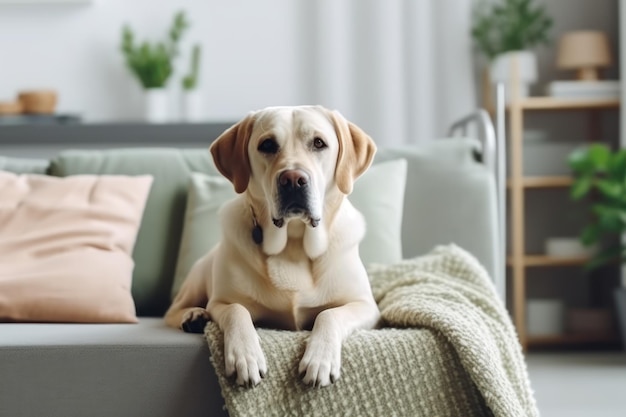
376, 137, 501, 297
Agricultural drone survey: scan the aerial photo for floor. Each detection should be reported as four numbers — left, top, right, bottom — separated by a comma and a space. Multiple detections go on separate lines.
526, 352, 626, 417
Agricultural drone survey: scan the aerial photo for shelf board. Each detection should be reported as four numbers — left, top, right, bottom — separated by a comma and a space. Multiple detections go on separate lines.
507, 255, 589, 267
509, 97, 620, 110
507, 176, 573, 188
528, 332, 620, 348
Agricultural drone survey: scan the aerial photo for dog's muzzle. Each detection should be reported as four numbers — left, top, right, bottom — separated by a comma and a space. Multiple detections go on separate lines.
273, 169, 319, 228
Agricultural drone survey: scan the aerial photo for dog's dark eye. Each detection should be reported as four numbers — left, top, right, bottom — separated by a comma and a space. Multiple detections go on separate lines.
312, 137, 327, 150
258, 138, 279, 154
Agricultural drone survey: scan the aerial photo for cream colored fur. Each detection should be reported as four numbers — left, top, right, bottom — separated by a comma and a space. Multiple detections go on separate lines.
165, 105, 379, 388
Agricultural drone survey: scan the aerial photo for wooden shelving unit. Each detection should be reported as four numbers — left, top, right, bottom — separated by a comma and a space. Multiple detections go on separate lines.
515, 97, 620, 110
506, 255, 590, 268
503, 60, 621, 350
507, 176, 573, 188
527, 332, 621, 348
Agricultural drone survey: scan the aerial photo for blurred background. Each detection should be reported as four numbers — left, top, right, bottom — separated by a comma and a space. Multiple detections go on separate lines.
0, 0, 477, 145
0, 0, 620, 143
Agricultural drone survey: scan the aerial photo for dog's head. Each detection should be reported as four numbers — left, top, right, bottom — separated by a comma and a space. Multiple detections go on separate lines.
210, 105, 376, 253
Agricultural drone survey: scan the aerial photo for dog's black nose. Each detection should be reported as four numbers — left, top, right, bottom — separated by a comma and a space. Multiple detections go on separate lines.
279, 169, 309, 189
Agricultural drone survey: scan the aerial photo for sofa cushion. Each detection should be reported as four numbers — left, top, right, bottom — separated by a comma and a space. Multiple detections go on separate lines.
0, 318, 227, 417
49, 148, 220, 316
172, 173, 236, 297
350, 158, 407, 266
0, 171, 152, 323
0, 155, 49, 174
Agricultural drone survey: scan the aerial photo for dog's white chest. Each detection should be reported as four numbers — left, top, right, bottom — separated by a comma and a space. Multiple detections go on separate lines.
265, 254, 314, 292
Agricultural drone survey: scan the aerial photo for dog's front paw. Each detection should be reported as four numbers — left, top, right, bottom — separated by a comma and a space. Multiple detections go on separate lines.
299, 338, 341, 388
181, 308, 210, 333
224, 330, 267, 387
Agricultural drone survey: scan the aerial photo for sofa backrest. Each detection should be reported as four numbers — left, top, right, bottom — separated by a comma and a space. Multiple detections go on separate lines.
3, 139, 499, 317
0, 156, 48, 174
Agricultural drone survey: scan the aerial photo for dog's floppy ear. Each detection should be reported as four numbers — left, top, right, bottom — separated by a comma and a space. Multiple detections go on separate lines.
210, 113, 256, 193
330, 110, 377, 195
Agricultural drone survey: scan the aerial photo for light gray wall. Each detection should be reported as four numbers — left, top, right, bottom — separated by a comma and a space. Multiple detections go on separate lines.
0, 0, 303, 122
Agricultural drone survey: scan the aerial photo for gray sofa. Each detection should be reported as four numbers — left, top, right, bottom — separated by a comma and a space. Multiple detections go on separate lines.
0, 118, 500, 417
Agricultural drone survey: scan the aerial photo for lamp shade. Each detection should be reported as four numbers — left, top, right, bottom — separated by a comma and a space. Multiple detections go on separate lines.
557, 31, 611, 80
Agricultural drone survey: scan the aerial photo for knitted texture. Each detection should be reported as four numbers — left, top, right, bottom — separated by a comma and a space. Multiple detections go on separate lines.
205, 244, 538, 417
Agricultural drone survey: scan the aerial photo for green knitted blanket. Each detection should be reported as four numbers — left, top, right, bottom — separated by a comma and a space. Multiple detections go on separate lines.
204, 245, 538, 417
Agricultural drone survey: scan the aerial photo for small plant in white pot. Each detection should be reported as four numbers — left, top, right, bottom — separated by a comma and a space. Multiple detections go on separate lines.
569, 144, 626, 349
121, 11, 189, 123
472, 0, 553, 100
181, 44, 204, 122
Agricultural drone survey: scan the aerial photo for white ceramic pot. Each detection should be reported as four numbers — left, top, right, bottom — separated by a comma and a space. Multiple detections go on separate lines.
181, 90, 204, 122
544, 237, 598, 258
527, 298, 565, 337
490, 50, 538, 102
145, 88, 169, 123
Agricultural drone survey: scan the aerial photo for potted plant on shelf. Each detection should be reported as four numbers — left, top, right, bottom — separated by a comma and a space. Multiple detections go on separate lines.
121, 11, 189, 122
181, 44, 203, 122
471, 0, 553, 101
569, 143, 626, 349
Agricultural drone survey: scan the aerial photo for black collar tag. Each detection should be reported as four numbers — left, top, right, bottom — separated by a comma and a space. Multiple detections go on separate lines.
250, 206, 263, 245
252, 224, 263, 245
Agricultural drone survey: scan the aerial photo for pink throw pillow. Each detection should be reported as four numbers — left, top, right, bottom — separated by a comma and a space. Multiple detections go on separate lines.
0, 171, 153, 323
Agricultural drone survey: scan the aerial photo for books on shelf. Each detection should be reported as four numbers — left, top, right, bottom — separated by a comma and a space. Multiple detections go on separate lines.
547, 80, 620, 100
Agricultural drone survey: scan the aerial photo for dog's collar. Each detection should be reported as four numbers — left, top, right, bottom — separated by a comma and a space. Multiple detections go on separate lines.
250, 206, 263, 245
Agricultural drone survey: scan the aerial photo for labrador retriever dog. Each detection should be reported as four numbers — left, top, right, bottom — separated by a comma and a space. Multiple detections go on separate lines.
165, 105, 380, 388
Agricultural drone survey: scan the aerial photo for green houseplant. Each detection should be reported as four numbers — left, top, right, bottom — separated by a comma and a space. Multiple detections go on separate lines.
471, 0, 553, 60
121, 11, 189, 89
569, 143, 626, 348
182, 44, 201, 92
569, 144, 626, 265
120, 11, 189, 122
471, 0, 553, 100
181, 44, 204, 122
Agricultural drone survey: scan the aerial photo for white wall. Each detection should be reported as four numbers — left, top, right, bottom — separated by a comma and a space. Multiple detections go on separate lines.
0, 0, 304, 122
0, 0, 478, 145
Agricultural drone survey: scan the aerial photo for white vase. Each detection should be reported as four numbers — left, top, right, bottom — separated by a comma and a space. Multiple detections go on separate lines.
527, 299, 565, 336
145, 88, 169, 123
489, 50, 538, 102
181, 90, 204, 122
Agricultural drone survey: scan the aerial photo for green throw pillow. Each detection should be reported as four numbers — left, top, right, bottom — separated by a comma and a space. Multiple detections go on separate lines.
171, 159, 407, 297
350, 158, 407, 266
171, 173, 236, 297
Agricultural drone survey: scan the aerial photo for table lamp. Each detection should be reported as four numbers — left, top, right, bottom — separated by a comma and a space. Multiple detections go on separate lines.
557, 31, 612, 81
